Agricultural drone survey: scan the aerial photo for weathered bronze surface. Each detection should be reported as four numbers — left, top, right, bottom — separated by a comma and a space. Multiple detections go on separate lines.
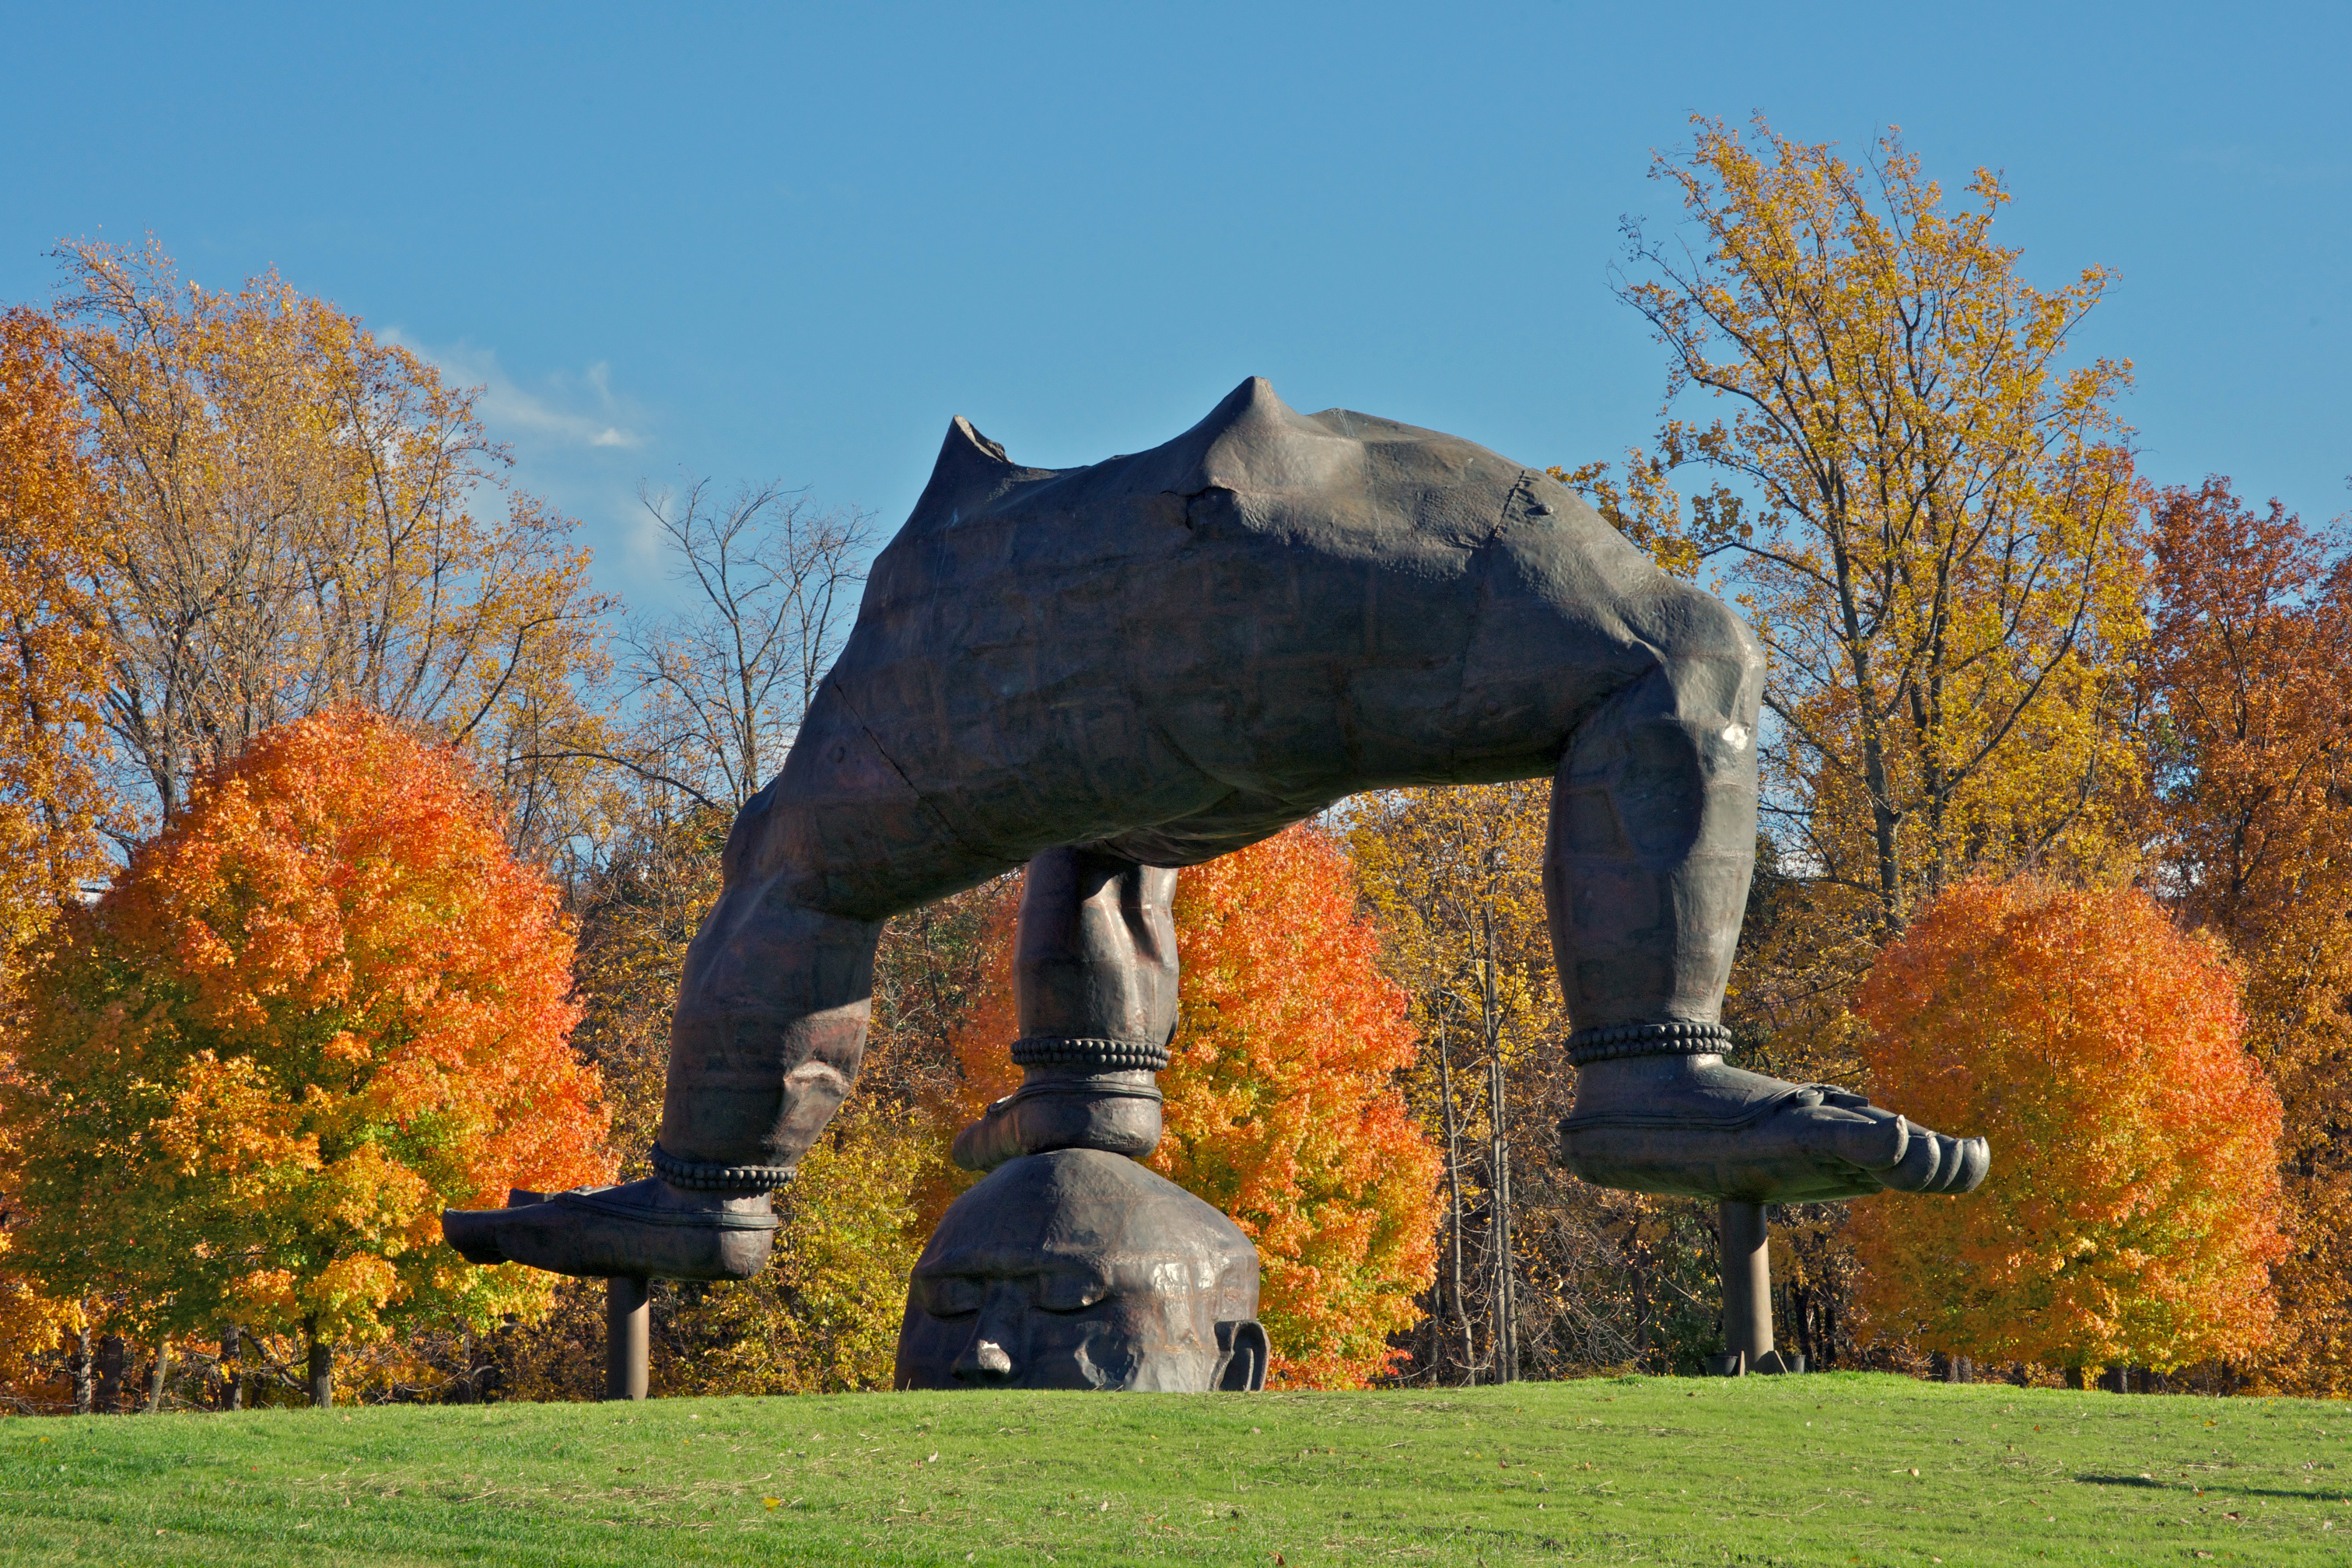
895, 1147, 1266, 1392
443, 378, 1987, 1322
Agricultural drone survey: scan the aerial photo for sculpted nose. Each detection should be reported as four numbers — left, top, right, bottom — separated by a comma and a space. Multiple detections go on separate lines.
954, 1335, 1013, 1384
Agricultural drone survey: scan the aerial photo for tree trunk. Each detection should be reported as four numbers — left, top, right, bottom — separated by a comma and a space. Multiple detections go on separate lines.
145, 1342, 170, 1412
306, 1318, 334, 1409
96, 1334, 124, 1413
2063, 1365, 2087, 1391
71, 1325, 93, 1416
221, 1325, 243, 1411
1435, 1021, 1474, 1385
1478, 912, 1516, 1384
1488, 1048, 1516, 1383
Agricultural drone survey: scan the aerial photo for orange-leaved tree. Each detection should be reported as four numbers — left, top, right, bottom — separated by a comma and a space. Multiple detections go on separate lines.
940, 827, 1444, 1389
1160, 826, 1444, 1388
1849, 876, 2284, 1380
1, 709, 609, 1402
0, 306, 117, 1402
0, 307, 113, 966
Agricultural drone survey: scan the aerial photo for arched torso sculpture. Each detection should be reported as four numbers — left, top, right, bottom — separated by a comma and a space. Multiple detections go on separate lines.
446, 379, 1985, 1378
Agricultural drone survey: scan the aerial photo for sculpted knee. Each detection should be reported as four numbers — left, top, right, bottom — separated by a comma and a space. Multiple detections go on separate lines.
1646, 581, 1765, 731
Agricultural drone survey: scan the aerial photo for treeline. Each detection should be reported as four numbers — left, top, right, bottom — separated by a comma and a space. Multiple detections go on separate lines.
2, 116, 2348, 1411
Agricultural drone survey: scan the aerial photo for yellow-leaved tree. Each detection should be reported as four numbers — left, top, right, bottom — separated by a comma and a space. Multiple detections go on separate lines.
1348, 782, 1566, 1382
51, 239, 613, 860
1549, 119, 2150, 1375
1579, 118, 2145, 944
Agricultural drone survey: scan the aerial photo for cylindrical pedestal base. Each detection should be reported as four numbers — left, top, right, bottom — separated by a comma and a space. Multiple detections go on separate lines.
1714, 1201, 1804, 1375
605, 1276, 649, 1401
1719, 1200, 1773, 1371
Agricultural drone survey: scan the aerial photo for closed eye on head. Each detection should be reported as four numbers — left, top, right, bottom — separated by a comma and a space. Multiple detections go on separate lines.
1034, 1270, 1111, 1314
915, 1276, 983, 1318
915, 1269, 1110, 1318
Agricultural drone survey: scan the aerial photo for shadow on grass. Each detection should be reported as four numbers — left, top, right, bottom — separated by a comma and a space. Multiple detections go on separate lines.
2075, 1474, 2351, 1502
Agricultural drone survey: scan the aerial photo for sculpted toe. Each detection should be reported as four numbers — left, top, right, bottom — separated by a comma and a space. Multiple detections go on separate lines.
1559, 1055, 1993, 1205
1808, 1104, 1909, 1173
441, 1206, 513, 1265
1931, 1135, 1992, 1193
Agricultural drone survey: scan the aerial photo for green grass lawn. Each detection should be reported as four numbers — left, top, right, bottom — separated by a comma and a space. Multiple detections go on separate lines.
2, 1373, 2346, 1566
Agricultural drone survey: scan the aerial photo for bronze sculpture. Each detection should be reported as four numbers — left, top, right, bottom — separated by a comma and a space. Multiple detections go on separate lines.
444, 378, 1986, 1387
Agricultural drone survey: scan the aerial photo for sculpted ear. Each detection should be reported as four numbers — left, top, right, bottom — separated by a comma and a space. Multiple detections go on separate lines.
912, 415, 1019, 522
1214, 1319, 1269, 1391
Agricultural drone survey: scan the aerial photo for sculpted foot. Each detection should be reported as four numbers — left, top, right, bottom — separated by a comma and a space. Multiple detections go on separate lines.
440, 1177, 781, 1281
1557, 1043, 1989, 1203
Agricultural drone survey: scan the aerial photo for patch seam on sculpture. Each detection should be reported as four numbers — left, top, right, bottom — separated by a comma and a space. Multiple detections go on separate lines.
1497, 471, 1534, 543
825, 681, 992, 869
1441, 471, 1541, 776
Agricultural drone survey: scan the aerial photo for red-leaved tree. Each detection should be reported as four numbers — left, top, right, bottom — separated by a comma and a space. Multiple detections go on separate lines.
2137, 476, 2352, 1394
1849, 876, 2284, 1380
2, 709, 610, 1402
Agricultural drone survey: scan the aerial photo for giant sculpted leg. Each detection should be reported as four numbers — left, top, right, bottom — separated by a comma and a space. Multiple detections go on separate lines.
1547, 617, 1986, 1201
443, 696, 1020, 1280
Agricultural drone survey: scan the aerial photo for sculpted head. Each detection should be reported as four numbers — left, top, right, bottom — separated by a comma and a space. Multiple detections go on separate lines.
894, 1148, 1267, 1392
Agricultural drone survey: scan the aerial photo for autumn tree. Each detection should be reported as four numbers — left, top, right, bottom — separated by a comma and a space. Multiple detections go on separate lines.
1156, 826, 1443, 1388
1850, 877, 2284, 1382
0, 308, 113, 982
1349, 782, 1557, 1382
0, 307, 118, 1405
0, 709, 611, 1405
1581, 119, 2145, 940
49, 239, 613, 859
2137, 477, 2352, 1394
1546, 121, 2151, 1374
944, 828, 1444, 1389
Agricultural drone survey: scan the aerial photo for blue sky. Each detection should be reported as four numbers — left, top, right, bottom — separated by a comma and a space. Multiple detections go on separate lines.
3, 2, 2345, 608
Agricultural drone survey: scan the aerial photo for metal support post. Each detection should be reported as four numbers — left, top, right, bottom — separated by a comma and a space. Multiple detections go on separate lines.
1713, 1201, 1803, 1376
605, 1276, 649, 1400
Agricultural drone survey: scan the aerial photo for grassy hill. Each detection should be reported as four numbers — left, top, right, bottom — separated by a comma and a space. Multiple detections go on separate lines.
2, 1372, 2345, 1566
